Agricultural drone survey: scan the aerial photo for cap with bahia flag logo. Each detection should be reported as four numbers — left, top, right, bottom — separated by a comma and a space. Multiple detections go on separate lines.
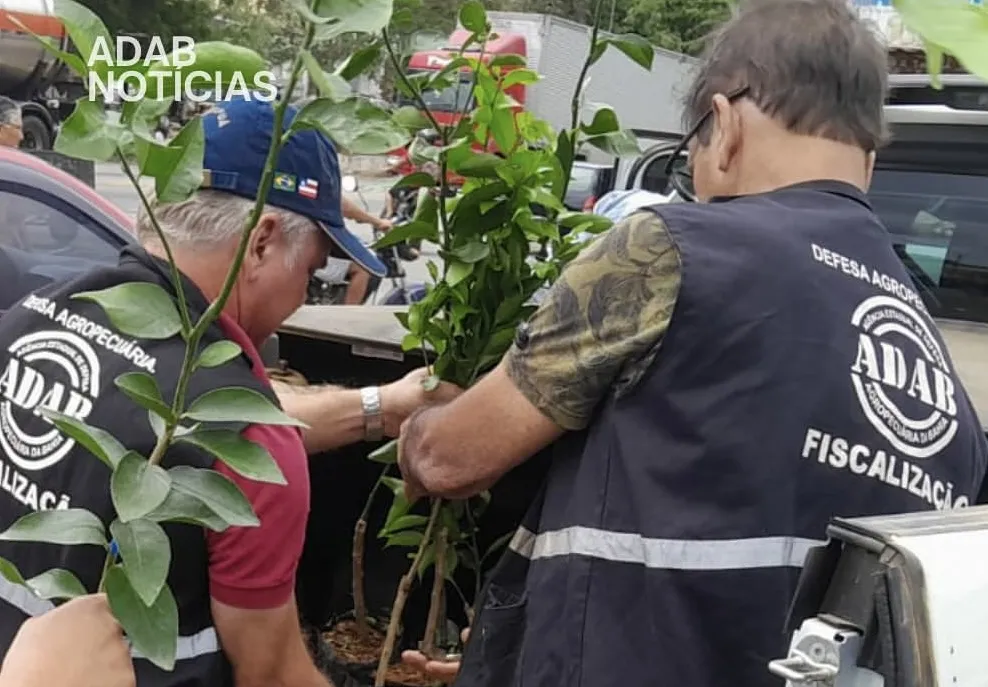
199, 97, 386, 277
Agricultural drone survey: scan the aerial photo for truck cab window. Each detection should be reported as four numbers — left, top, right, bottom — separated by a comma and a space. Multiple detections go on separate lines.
869, 169, 988, 323
397, 70, 475, 113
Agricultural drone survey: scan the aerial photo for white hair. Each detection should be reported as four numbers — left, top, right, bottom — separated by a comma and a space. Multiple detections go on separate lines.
136, 190, 320, 270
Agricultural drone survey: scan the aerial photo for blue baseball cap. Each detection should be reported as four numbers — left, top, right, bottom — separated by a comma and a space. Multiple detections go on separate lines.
200, 97, 386, 277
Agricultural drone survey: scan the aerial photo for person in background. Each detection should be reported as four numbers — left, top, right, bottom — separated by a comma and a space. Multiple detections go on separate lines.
0, 595, 135, 687
0, 98, 22, 148
394, 0, 988, 685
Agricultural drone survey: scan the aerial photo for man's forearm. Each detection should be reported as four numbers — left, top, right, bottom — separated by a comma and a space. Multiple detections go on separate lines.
341, 196, 380, 227
273, 382, 365, 454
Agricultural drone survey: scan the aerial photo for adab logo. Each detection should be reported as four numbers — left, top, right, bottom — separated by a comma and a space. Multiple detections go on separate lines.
0, 331, 101, 472
850, 296, 958, 459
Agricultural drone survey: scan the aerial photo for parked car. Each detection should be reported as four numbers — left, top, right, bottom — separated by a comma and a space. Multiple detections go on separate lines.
564, 160, 615, 211
0, 147, 134, 314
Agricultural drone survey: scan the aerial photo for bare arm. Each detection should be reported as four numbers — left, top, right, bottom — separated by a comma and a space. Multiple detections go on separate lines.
272, 368, 462, 454
342, 196, 387, 230
212, 596, 332, 687
398, 212, 681, 499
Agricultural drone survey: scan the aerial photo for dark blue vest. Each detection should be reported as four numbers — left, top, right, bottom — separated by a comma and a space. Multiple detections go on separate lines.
0, 247, 276, 687
457, 181, 988, 687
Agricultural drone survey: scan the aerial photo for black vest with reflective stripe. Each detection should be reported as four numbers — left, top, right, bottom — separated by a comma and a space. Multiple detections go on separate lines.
456, 182, 988, 687
0, 246, 277, 687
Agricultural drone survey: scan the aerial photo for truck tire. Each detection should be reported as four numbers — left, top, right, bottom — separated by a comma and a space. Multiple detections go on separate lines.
20, 115, 51, 151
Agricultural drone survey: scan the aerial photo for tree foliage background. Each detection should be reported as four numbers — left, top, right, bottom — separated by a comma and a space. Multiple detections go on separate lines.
79, 0, 732, 92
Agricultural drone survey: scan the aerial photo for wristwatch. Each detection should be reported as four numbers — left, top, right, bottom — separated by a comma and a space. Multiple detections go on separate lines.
360, 386, 384, 442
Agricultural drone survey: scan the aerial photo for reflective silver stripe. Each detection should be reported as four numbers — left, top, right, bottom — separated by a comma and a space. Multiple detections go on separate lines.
130, 626, 220, 661
0, 575, 219, 660
509, 526, 823, 570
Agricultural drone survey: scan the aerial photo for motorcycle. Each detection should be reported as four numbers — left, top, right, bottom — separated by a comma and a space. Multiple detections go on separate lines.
305, 175, 426, 305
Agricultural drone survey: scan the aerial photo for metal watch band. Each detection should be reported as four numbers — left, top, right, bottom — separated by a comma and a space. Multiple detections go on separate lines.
360, 386, 384, 442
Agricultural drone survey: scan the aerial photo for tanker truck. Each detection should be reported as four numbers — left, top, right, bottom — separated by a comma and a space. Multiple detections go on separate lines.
0, 0, 85, 150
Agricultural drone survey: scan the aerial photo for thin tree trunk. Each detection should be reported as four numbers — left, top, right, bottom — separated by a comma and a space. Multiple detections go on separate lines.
354, 466, 390, 637
421, 526, 447, 658
375, 499, 443, 687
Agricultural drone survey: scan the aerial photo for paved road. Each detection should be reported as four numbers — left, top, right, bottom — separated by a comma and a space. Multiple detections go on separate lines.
94, 162, 437, 298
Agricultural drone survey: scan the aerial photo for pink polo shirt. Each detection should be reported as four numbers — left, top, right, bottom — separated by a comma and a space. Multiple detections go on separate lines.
204, 314, 311, 609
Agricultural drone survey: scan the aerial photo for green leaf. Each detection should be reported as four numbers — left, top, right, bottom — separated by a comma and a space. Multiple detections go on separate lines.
7, 12, 88, 79
447, 260, 473, 287
167, 466, 259, 528
26, 569, 87, 600
175, 429, 286, 485
382, 476, 405, 495
289, 0, 336, 23
588, 41, 608, 66
122, 98, 173, 128
453, 152, 503, 178
313, 0, 396, 41
146, 488, 230, 532
53, 0, 113, 76
602, 34, 654, 70
421, 374, 441, 391
0, 509, 106, 547
923, 39, 945, 89
110, 519, 171, 607
104, 566, 178, 671
449, 242, 490, 263
197, 341, 243, 369
53, 100, 126, 162
490, 108, 517, 153
302, 50, 352, 100
37, 410, 125, 469
585, 129, 641, 157
393, 106, 433, 132
382, 514, 429, 534
0, 557, 26, 586
111, 452, 172, 523
114, 373, 173, 422
155, 118, 205, 204
336, 42, 383, 81
892, 0, 988, 80
582, 107, 620, 136
501, 68, 540, 89
292, 97, 411, 155
482, 531, 516, 562
373, 220, 438, 249
392, 172, 437, 190
488, 54, 527, 68
459, 0, 488, 33
368, 439, 399, 464
185, 388, 306, 427
72, 282, 182, 340
386, 531, 424, 548
145, 42, 270, 99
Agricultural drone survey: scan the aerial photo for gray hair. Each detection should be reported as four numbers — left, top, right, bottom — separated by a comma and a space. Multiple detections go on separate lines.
0, 97, 21, 127
136, 190, 320, 270
684, 0, 888, 151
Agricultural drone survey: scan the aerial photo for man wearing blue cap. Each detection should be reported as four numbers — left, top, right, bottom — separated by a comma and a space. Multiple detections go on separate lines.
0, 97, 460, 687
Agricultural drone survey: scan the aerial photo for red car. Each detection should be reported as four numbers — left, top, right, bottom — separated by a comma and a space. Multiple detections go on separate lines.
0, 147, 136, 314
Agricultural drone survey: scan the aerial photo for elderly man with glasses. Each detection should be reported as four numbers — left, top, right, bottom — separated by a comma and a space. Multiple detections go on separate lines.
391, 0, 988, 686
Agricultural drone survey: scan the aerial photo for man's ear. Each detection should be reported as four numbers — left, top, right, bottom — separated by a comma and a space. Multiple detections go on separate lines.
710, 93, 742, 173
243, 213, 281, 280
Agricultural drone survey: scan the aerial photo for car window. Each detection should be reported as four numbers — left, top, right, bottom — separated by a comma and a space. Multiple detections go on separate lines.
565, 165, 599, 209
869, 169, 988, 323
0, 188, 121, 311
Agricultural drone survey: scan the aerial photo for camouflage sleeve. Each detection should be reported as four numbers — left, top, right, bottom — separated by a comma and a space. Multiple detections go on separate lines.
505, 211, 681, 431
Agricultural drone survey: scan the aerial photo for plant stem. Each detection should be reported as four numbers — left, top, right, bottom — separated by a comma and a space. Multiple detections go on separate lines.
382, 28, 443, 135
421, 525, 447, 658
354, 465, 390, 636
560, 0, 606, 202
97, 548, 114, 593
118, 153, 192, 334
375, 498, 442, 687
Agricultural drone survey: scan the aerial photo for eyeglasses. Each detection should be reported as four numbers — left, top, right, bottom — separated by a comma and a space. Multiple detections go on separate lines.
663, 85, 751, 202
